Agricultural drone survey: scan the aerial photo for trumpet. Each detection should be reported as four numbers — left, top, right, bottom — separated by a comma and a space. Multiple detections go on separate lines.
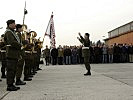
21, 25, 32, 50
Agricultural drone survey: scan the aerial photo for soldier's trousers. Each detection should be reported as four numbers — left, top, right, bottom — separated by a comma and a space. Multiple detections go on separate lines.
24, 53, 32, 77
1, 52, 7, 76
32, 53, 36, 73
36, 55, 40, 69
1, 60, 6, 75
82, 49, 91, 71
6, 59, 17, 85
45, 57, 50, 65
84, 56, 91, 70
16, 59, 24, 80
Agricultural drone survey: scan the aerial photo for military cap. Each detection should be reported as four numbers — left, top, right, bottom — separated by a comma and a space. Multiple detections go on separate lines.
16, 24, 22, 29
85, 33, 90, 37
6, 19, 15, 26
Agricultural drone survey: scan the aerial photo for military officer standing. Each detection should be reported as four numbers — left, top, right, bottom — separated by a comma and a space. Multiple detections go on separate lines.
35, 40, 42, 70
4, 19, 21, 91
15, 24, 26, 85
43, 45, 50, 65
77, 32, 91, 76
23, 32, 33, 81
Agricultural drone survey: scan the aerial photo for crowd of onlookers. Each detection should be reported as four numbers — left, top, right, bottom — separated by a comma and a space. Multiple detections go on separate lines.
42, 43, 133, 65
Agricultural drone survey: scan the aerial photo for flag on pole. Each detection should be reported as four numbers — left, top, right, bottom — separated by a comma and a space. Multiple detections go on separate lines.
24, 9, 28, 15
45, 12, 56, 48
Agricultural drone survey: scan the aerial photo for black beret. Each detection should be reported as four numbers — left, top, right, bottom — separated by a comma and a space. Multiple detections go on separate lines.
85, 33, 90, 37
16, 24, 22, 29
6, 19, 15, 26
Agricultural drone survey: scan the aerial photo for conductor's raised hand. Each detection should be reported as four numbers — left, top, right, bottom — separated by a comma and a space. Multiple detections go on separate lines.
77, 37, 80, 40
78, 32, 81, 36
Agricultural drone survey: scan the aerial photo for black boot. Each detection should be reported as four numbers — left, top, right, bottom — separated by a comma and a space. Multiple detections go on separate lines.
16, 79, 26, 85
84, 70, 91, 76
7, 85, 20, 91
31, 72, 35, 75
24, 77, 32, 81
37, 68, 42, 70
28, 75, 33, 78
1, 72, 6, 78
0, 79, 2, 81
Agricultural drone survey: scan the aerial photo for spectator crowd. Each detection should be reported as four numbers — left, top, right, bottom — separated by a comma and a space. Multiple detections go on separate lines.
42, 43, 133, 65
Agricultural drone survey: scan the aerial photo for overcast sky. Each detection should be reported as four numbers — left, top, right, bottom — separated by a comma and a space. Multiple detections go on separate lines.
0, 0, 133, 47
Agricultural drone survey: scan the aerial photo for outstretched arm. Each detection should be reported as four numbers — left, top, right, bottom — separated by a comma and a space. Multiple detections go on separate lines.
77, 32, 85, 44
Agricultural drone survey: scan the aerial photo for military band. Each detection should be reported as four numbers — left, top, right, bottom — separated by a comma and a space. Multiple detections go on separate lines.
0, 19, 43, 91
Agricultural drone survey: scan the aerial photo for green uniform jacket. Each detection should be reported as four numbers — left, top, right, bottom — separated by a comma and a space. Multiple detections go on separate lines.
4, 28, 21, 59
44, 48, 50, 58
16, 31, 25, 58
78, 35, 90, 57
78, 36, 90, 47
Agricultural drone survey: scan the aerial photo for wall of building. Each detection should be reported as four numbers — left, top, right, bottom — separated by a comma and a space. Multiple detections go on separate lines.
105, 32, 133, 46
108, 21, 133, 38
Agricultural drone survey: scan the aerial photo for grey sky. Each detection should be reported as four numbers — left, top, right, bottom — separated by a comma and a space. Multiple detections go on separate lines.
0, 0, 133, 46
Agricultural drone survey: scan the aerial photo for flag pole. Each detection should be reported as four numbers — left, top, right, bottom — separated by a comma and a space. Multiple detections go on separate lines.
23, 1, 26, 26
22, 1, 27, 40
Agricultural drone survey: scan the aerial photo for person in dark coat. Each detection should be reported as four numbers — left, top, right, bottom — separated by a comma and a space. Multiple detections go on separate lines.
113, 43, 121, 63
71, 46, 78, 64
89, 46, 94, 63
0, 34, 7, 79
77, 45, 84, 64
64, 46, 71, 65
94, 45, 101, 63
51, 47, 58, 65
128, 44, 133, 62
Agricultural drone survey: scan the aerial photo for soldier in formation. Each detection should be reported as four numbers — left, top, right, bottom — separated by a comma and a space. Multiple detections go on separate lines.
0, 19, 43, 91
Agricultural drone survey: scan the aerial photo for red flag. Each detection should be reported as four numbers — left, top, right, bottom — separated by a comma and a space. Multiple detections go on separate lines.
45, 12, 56, 48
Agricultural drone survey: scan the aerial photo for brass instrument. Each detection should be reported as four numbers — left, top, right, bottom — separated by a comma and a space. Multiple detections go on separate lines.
21, 25, 33, 50
21, 24, 43, 50
22, 24, 28, 40
28, 31, 38, 51
36, 38, 43, 49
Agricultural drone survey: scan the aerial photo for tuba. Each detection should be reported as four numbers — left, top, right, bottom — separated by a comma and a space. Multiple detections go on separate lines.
21, 25, 34, 50
34, 38, 43, 50
29, 31, 37, 51
21, 24, 29, 49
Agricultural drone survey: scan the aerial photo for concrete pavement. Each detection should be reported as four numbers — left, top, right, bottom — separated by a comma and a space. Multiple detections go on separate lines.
0, 63, 133, 100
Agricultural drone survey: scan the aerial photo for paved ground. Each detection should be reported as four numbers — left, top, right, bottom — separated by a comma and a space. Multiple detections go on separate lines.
0, 63, 133, 100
